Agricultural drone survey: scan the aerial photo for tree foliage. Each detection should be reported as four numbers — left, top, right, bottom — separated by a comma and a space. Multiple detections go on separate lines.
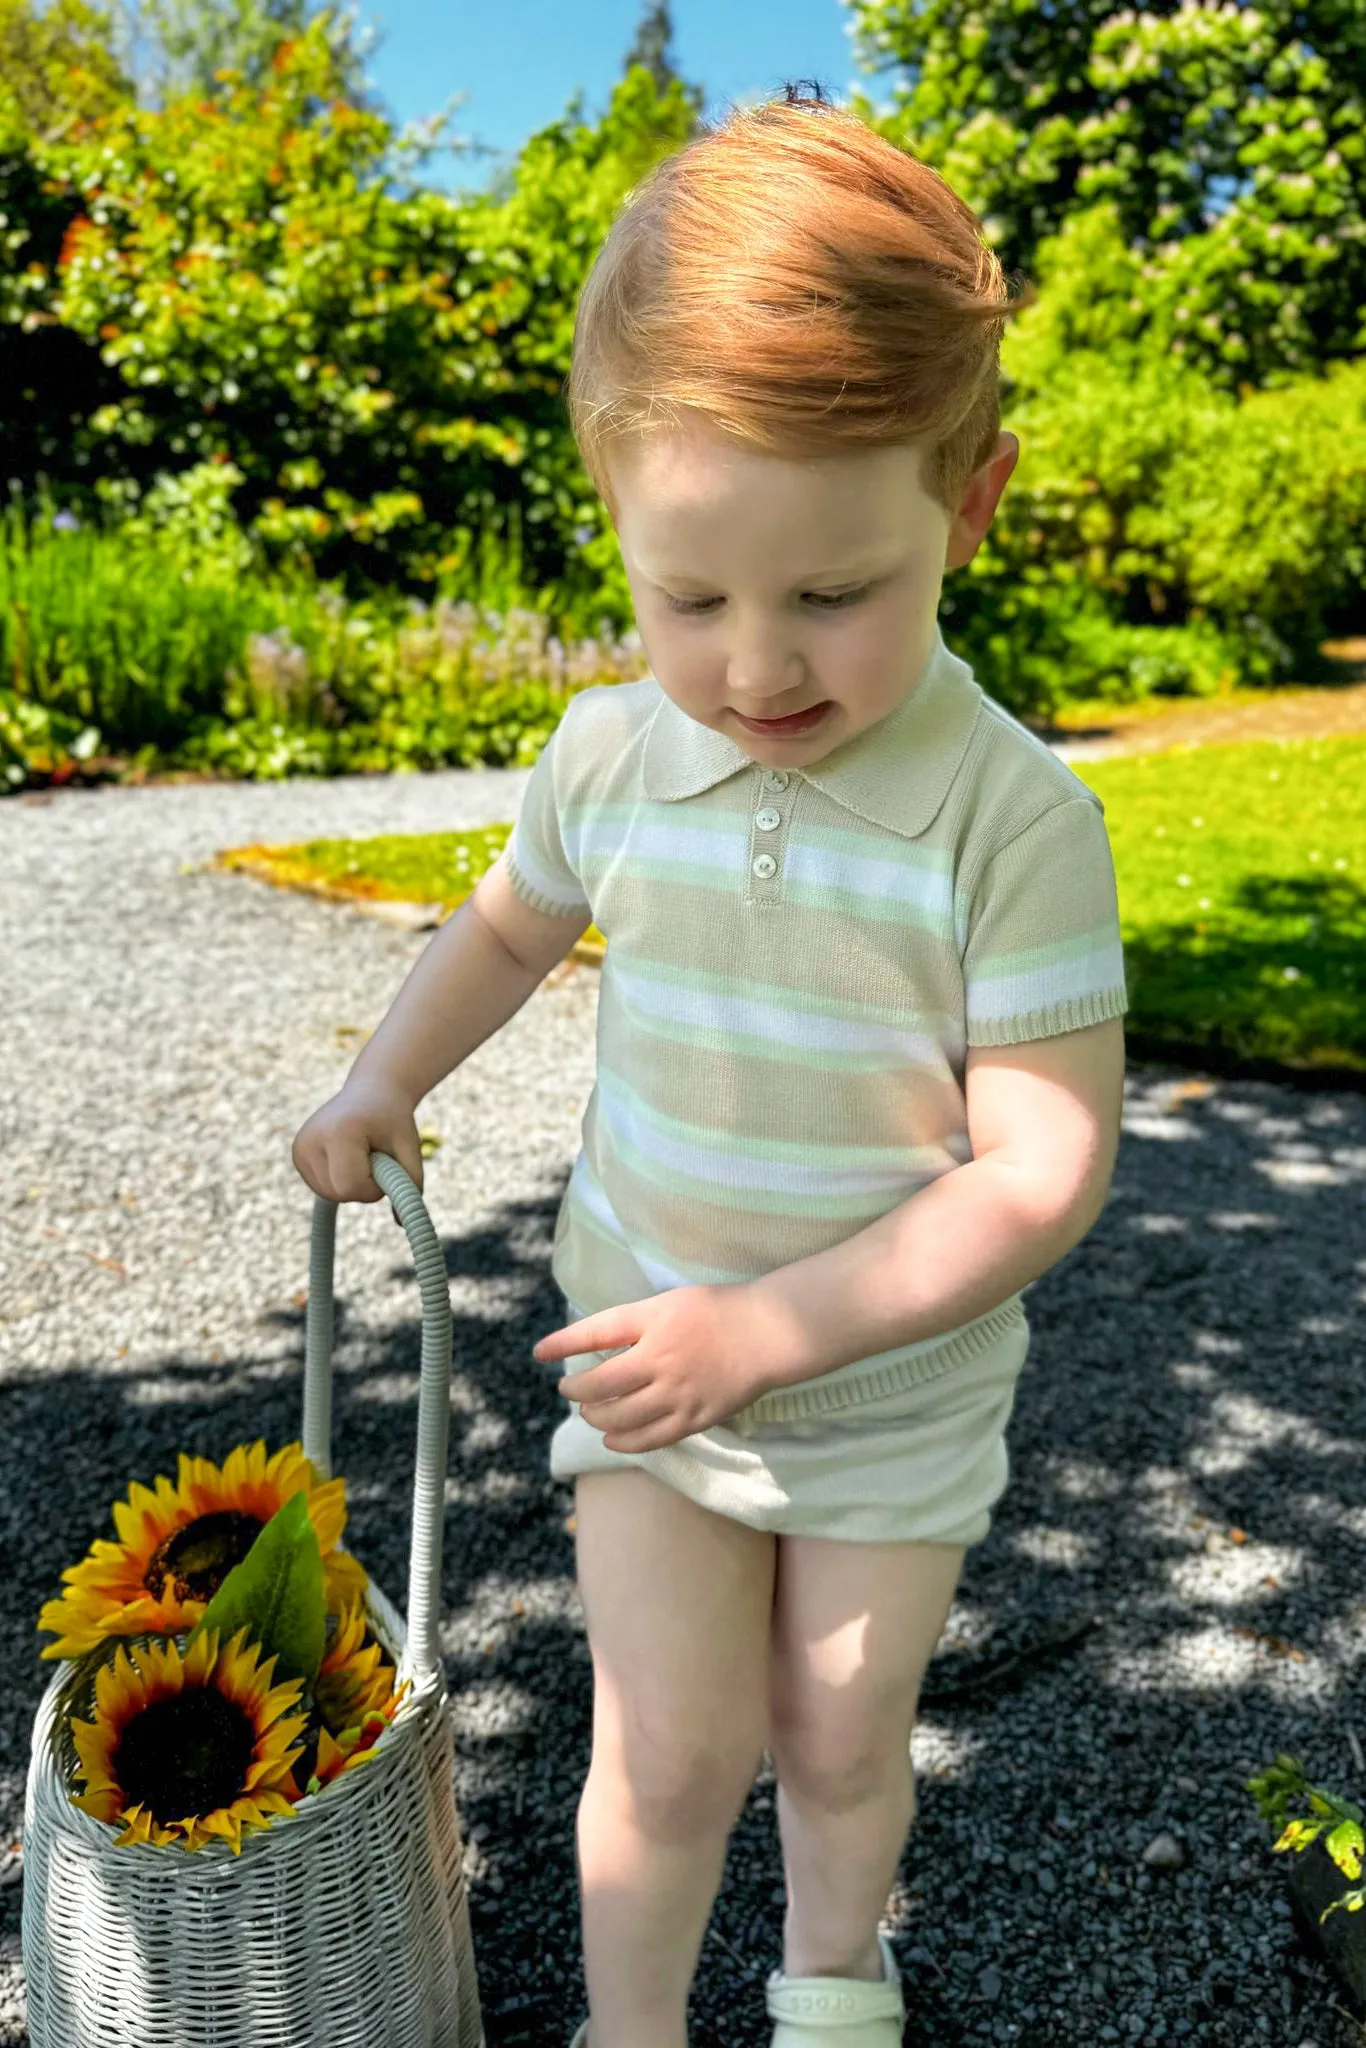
0, 0, 1360, 718
846, 0, 1363, 389
843, 0, 1366, 703
95, 0, 381, 114
621, 0, 705, 120
5, 20, 699, 609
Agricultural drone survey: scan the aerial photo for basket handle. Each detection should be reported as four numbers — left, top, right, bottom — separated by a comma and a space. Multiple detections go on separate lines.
302, 1150, 451, 1686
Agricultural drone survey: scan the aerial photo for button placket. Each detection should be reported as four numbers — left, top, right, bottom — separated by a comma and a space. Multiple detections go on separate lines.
745, 766, 799, 903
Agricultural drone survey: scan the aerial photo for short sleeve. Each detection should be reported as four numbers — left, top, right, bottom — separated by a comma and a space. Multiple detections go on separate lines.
500, 717, 593, 919
962, 797, 1128, 1046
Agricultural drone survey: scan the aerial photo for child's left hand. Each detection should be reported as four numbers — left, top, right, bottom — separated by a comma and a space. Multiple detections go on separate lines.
535, 1283, 787, 1452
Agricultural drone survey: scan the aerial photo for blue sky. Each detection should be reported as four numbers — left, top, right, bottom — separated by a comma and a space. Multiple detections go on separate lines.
352, 1, 891, 196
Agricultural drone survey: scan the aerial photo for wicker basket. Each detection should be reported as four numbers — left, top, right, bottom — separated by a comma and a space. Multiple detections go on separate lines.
21, 1151, 486, 2048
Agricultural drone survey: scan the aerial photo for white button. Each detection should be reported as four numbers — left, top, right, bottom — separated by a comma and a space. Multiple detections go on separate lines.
751, 854, 778, 880
755, 807, 781, 831
763, 770, 790, 791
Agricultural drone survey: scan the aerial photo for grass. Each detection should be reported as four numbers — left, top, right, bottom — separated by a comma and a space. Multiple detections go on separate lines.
213, 823, 608, 952
221, 734, 1366, 1075
1041, 680, 1278, 731
219, 824, 516, 905
1073, 737, 1365, 1072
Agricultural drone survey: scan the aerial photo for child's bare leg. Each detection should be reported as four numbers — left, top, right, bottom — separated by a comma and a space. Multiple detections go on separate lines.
572, 1469, 776, 2048
767, 1535, 966, 1981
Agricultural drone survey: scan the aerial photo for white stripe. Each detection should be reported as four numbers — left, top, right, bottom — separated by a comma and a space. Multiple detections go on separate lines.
596, 1072, 939, 1199
966, 941, 1127, 1021
508, 832, 590, 912
784, 841, 954, 921
562, 815, 744, 875
609, 956, 946, 1067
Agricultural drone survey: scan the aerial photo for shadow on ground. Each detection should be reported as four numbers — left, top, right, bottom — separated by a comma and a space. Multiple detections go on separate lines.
2, 1067, 1363, 2047
1122, 871, 1366, 1080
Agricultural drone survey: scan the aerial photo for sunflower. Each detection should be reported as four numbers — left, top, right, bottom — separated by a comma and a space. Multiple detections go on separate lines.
38, 1440, 369, 1661
68, 1625, 308, 1853
316, 1600, 403, 1734
291, 1600, 410, 1796
310, 1707, 401, 1792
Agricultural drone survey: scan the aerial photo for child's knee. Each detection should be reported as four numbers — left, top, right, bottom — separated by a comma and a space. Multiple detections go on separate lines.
572, 1469, 775, 1838
588, 1721, 762, 1843
770, 1721, 916, 1815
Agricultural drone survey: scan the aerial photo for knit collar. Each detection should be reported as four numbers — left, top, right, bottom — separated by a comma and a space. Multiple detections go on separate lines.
640, 622, 983, 840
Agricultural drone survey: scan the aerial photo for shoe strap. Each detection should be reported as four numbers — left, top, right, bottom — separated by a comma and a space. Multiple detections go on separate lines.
765, 1974, 905, 2025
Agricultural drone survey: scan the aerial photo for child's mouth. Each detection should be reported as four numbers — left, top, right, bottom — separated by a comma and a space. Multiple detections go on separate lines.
733, 701, 832, 737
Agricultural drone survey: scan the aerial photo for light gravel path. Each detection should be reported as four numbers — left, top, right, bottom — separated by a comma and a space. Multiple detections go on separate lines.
1, 768, 1364, 2048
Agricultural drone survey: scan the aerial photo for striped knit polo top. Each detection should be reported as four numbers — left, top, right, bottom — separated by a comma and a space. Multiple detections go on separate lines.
500, 621, 1128, 1427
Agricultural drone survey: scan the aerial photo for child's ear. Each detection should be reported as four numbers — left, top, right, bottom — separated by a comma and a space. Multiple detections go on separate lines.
944, 433, 1019, 573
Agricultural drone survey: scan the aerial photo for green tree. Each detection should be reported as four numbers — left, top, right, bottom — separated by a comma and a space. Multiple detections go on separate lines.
0, 0, 128, 144
13, 22, 700, 609
96, 0, 382, 113
839, 0, 1365, 705
845, 0, 1364, 391
622, 1, 705, 123
0, 0, 134, 489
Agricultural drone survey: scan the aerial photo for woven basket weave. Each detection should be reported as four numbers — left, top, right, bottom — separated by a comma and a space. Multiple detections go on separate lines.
21, 1151, 486, 2048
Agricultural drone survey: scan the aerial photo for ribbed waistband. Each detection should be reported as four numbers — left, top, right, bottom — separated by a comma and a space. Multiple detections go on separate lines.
728, 1296, 1029, 1427
560, 1293, 1029, 1428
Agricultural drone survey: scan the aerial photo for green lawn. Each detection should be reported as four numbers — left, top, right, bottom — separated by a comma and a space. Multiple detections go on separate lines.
236, 735, 1365, 1073
283, 822, 515, 903
1074, 737, 1364, 1071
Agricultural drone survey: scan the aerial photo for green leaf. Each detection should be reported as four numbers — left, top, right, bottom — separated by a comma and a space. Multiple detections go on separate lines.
1326, 1819, 1365, 1882
1247, 1753, 1311, 1829
186, 1491, 326, 1688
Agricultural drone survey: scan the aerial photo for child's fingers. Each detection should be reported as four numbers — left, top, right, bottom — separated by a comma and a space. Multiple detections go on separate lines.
555, 1362, 622, 1402
534, 1308, 641, 1361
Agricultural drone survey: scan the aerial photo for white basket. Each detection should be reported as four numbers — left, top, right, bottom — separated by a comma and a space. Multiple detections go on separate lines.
21, 1152, 486, 2048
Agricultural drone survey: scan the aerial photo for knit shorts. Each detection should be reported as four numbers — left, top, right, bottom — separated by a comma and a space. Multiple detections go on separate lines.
546, 1299, 1031, 1547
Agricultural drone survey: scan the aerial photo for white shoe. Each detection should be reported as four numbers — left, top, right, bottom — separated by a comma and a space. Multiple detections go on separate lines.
765, 1931, 906, 2045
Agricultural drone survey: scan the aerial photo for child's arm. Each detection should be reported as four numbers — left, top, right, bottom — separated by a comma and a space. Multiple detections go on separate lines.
349, 859, 591, 1108
292, 860, 590, 1204
535, 1016, 1125, 1445
743, 1014, 1125, 1389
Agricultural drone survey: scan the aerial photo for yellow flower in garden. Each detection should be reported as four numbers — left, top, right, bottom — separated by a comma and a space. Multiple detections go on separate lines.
69, 1625, 308, 1853
38, 1440, 368, 1660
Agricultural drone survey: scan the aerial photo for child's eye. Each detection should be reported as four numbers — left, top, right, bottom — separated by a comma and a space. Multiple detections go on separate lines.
662, 586, 869, 617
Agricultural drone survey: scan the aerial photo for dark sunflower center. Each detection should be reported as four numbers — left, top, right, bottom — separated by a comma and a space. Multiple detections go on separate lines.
114, 1688, 258, 1824
144, 1511, 263, 1604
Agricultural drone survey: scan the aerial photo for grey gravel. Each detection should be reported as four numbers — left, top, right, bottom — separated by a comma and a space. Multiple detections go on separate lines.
2, 766, 1365, 2048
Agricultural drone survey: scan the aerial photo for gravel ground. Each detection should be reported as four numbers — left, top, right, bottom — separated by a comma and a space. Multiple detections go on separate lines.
1, 766, 1364, 2048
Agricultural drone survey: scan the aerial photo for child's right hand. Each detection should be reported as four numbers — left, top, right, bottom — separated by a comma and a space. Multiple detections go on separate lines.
291, 1075, 425, 1208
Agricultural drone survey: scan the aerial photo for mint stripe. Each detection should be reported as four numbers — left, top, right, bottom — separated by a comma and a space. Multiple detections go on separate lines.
605, 952, 952, 1071
596, 1062, 958, 1177
598, 1121, 925, 1222
567, 1153, 747, 1286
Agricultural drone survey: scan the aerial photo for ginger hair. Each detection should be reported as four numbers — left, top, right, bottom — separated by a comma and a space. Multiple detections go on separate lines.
564, 81, 1037, 523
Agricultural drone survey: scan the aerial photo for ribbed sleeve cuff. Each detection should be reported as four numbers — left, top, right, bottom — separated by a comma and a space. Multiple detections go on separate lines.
966, 987, 1128, 1047
502, 848, 592, 920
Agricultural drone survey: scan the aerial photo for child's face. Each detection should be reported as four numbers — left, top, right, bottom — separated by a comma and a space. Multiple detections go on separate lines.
606, 418, 1018, 768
